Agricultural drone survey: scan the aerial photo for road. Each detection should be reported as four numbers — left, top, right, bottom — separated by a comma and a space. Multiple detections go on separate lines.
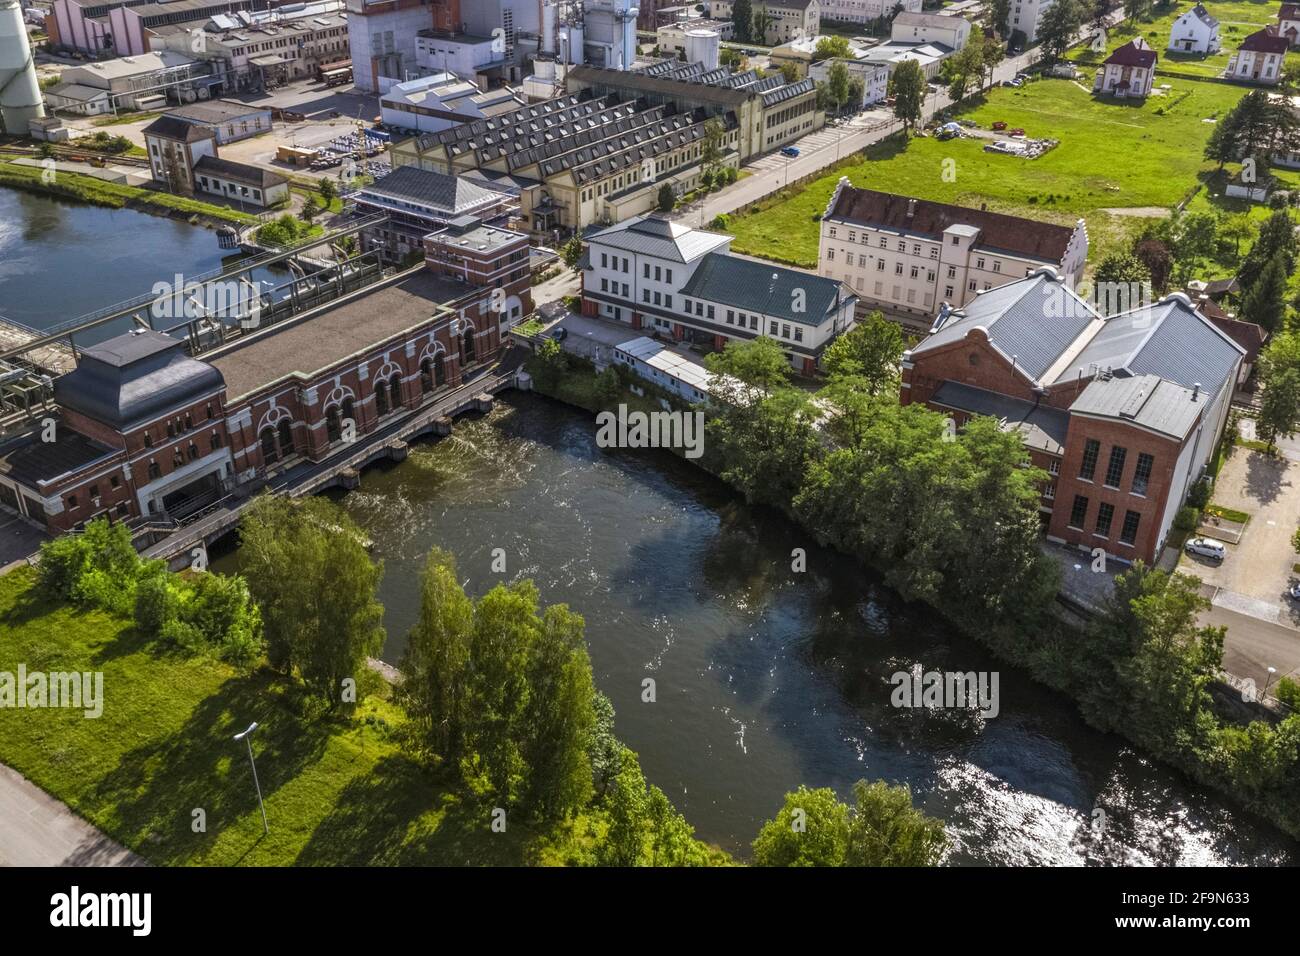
0, 763, 145, 867
1210, 605, 1300, 697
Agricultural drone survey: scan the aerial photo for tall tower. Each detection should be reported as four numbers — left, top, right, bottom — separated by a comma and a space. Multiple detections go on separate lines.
0, 0, 45, 132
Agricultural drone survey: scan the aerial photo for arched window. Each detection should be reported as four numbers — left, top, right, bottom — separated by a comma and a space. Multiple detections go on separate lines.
375, 380, 390, 417
462, 328, 476, 364
435, 355, 447, 387
277, 419, 293, 455
389, 376, 402, 411
326, 406, 341, 443
260, 427, 278, 465
420, 359, 433, 394
341, 397, 355, 424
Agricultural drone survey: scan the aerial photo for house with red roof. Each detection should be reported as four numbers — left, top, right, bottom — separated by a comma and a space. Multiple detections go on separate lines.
1226, 27, 1289, 84
1278, 4, 1300, 47
1095, 37, 1157, 98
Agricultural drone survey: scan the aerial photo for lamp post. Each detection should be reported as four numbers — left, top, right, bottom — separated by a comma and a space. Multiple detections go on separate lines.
234, 721, 269, 835
1263, 666, 1278, 700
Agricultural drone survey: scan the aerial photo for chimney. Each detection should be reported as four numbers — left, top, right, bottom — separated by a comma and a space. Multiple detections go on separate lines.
1192, 382, 1200, 401
907, 198, 916, 218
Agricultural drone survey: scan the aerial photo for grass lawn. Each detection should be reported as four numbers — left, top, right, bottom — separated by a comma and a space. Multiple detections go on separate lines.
728, 76, 1249, 268
91, 110, 164, 127
1067, 2, 1299, 81
0, 567, 597, 866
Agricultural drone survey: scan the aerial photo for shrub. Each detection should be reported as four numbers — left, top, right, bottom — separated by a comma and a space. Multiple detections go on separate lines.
1186, 479, 1211, 510
1275, 675, 1300, 708
134, 573, 180, 636
709, 214, 730, 230
1173, 506, 1200, 533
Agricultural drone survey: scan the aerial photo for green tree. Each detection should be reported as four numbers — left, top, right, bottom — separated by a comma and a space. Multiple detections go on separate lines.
318, 177, 337, 202
890, 59, 926, 132
1239, 251, 1288, 333
752, 786, 851, 865
1219, 213, 1254, 262
701, 117, 727, 175
1171, 212, 1219, 285
559, 235, 585, 271
989, 0, 1012, 36
813, 35, 852, 62
942, 39, 985, 101
656, 182, 676, 213
778, 60, 800, 83
819, 310, 905, 395
732, 0, 753, 42
1123, 0, 1152, 22
1039, 0, 1082, 62
1242, 209, 1297, 285
1258, 333, 1300, 450
600, 746, 649, 865
825, 60, 851, 113
1093, 251, 1152, 290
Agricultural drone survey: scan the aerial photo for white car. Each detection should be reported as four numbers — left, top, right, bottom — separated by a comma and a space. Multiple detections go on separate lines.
1288, 583, 1300, 601
1185, 537, 1226, 562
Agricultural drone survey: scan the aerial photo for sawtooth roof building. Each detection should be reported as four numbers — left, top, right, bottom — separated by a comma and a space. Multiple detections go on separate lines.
902, 268, 1245, 566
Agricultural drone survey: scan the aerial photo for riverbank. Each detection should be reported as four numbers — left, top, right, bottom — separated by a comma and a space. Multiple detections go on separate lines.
529, 355, 1300, 845
0, 161, 257, 228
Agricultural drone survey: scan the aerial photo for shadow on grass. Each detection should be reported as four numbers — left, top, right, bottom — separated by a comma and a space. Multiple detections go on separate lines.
88, 668, 333, 865
295, 754, 530, 865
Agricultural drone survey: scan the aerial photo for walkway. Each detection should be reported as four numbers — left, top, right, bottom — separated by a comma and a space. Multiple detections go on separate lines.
0, 763, 145, 867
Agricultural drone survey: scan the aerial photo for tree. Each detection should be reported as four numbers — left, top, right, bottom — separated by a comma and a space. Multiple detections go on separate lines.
300, 195, 321, 222
942, 38, 988, 102
559, 235, 584, 271
890, 59, 926, 132
825, 60, 851, 113
1123, 0, 1152, 23
1257, 332, 1300, 450
752, 5, 774, 44
1133, 236, 1173, 292
813, 35, 852, 62
846, 74, 866, 112
1171, 212, 1219, 285
1087, 0, 1109, 32
1093, 251, 1152, 289
701, 117, 726, 175
1039, 0, 1082, 62
988, 0, 1012, 36
1219, 213, 1255, 262
731, 0, 753, 42
752, 780, 947, 866
778, 60, 800, 83
318, 177, 337, 202
1238, 251, 1288, 333
656, 182, 676, 213
819, 310, 905, 396
1241, 209, 1298, 285
239, 495, 385, 707
980, 30, 1006, 86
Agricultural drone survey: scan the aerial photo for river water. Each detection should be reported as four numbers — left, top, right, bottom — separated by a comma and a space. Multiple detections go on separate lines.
7, 189, 1297, 864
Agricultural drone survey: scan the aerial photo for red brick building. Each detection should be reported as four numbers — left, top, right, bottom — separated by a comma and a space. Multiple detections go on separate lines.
0, 217, 530, 535
902, 268, 1244, 566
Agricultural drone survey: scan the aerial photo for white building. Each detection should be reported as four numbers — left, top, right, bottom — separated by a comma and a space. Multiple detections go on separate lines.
1278, 4, 1300, 47
44, 50, 202, 115
414, 29, 507, 83
818, 0, 921, 26
817, 179, 1088, 322
380, 73, 526, 135
1226, 27, 1289, 85
656, 19, 735, 57
709, 0, 821, 46
861, 40, 953, 81
808, 56, 889, 106
1007, 0, 1054, 45
1095, 38, 1156, 99
613, 336, 722, 404
1167, 3, 1220, 55
143, 113, 288, 207
890, 11, 970, 51
581, 214, 857, 374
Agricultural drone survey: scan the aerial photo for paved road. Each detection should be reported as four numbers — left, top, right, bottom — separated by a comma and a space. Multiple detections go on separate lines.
0, 763, 145, 867
1210, 605, 1300, 695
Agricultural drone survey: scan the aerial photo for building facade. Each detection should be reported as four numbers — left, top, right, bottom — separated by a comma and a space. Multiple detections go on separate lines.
143, 113, 288, 206
819, 0, 921, 26
817, 180, 1088, 324
1167, 3, 1220, 55
709, 0, 821, 45
890, 11, 970, 50
580, 215, 857, 375
1227, 28, 1288, 85
901, 270, 1244, 566
1096, 38, 1157, 98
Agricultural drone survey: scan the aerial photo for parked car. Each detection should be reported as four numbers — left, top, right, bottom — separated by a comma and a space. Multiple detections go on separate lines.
1009, 128, 1026, 137
1185, 537, 1226, 562
992, 121, 1008, 131
550, 327, 568, 342
1289, 582, 1300, 601
780, 145, 800, 157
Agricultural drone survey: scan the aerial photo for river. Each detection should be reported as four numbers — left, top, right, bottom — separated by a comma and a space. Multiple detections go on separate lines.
6, 189, 1297, 864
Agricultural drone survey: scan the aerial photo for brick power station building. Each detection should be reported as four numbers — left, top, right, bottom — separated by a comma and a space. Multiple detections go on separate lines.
0, 217, 529, 535
902, 268, 1244, 566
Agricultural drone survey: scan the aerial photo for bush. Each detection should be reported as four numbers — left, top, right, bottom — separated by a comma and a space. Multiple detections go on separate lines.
1186, 479, 1211, 510
709, 214, 730, 230
1173, 506, 1200, 533
135, 573, 180, 636
1275, 675, 1300, 709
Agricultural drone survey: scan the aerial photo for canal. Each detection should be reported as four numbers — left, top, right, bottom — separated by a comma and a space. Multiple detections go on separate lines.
6, 189, 1297, 864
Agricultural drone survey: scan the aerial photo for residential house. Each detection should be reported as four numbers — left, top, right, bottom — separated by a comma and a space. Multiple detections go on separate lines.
890, 11, 971, 51
143, 113, 288, 206
1095, 38, 1157, 98
1167, 3, 1220, 55
1226, 27, 1288, 85
1278, 3, 1300, 46
708, 0, 821, 46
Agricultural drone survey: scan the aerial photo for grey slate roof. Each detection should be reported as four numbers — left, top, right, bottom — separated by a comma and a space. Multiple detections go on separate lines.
194, 155, 287, 191
1054, 294, 1244, 397
55, 330, 224, 432
1189, 3, 1219, 28
0, 426, 117, 488
931, 381, 1070, 455
358, 165, 505, 214
587, 215, 731, 263
143, 114, 217, 144
911, 270, 1097, 383
1071, 374, 1204, 440
679, 254, 855, 327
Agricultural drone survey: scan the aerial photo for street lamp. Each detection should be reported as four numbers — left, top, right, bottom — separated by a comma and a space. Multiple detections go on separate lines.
234, 721, 269, 835
1263, 666, 1278, 700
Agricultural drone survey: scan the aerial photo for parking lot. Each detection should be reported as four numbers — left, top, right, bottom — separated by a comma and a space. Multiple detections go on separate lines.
1178, 447, 1300, 626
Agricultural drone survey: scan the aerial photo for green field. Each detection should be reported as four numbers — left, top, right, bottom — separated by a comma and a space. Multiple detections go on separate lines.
0, 567, 594, 866
1068, 1, 1297, 81
728, 75, 1251, 268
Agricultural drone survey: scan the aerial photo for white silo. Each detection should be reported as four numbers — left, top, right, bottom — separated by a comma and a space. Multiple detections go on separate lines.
684, 28, 720, 71
558, 21, 584, 66
542, 0, 558, 56
0, 0, 45, 133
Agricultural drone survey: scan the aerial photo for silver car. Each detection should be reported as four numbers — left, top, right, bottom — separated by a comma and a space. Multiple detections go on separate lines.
1185, 537, 1226, 562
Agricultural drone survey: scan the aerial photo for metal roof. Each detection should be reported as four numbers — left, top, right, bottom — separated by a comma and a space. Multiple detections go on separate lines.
912, 270, 1097, 383
357, 165, 505, 215
930, 380, 1069, 455
587, 215, 731, 264
1070, 374, 1204, 440
1055, 294, 1244, 397
678, 253, 854, 327
54, 330, 225, 433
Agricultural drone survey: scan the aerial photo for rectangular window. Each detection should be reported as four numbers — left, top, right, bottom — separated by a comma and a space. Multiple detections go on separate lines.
770, 321, 779, 335
1069, 495, 1089, 529
655, 266, 662, 281
110, 475, 120, 489
910, 266, 919, 279
644, 263, 650, 278
750, 316, 758, 330
1132, 453, 1154, 496
666, 269, 673, 284
1104, 446, 1127, 489
67, 494, 78, 510
794, 328, 803, 342
782, 324, 791, 338
895, 262, 903, 275
1095, 502, 1114, 537
601, 253, 608, 268
944, 285, 954, 298
828, 249, 835, 262
1120, 510, 1141, 545
877, 259, 885, 271
1079, 439, 1100, 481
